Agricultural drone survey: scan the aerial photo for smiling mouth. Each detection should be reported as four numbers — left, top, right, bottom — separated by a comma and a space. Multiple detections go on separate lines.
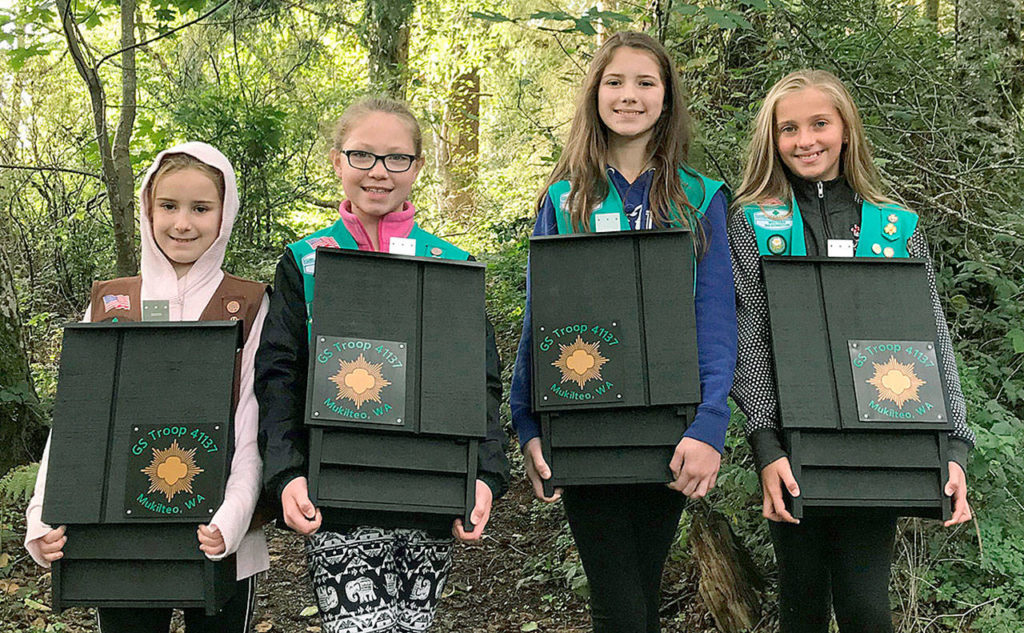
796, 150, 824, 162
170, 236, 198, 243
362, 186, 392, 194
614, 109, 645, 116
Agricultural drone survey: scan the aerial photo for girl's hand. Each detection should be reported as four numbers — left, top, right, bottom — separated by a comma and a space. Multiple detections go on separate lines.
197, 524, 226, 556
281, 477, 322, 535
668, 437, 721, 499
453, 480, 493, 542
944, 461, 972, 527
760, 457, 800, 524
36, 526, 67, 563
522, 437, 562, 502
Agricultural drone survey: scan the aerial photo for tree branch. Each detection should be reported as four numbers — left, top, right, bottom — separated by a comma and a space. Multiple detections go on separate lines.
0, 164, 102, 179
94, 0, 232, 69
301, 194, 341, 209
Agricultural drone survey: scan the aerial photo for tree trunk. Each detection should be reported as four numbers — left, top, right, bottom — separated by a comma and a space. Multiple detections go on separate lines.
0, 242, 46, 472
55, 0, 139, 277
690, 510, 763, 633
926, 0, 939, 22
647, 0, 670, 43
437, 69, 480, 216
362, 0, 414, 98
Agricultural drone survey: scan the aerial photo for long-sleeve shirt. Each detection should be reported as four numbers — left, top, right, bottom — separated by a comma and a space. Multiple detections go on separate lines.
255, 252, 509, 516
510, 166, 738, 453
729, 174, 974, 471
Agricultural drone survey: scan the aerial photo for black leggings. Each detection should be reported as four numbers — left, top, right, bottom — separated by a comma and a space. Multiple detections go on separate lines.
96, 575, 258, 633
769, 515, 897, 633
562, 483, 686, 633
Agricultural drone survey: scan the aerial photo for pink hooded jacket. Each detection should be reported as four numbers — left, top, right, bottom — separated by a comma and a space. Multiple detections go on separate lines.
25, 142, 270, 580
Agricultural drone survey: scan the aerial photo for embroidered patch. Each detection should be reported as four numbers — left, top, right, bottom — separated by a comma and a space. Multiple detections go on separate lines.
301, 252, 316, 275
306, 236, 339, 250
753, 212, 793, 231
103, 294, 131, 312
767, 234, 788, 255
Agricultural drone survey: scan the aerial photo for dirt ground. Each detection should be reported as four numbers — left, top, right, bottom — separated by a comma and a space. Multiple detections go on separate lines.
1, 478, 731, 633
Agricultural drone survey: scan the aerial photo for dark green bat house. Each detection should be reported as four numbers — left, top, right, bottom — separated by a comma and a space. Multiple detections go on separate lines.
304, 248, 486, 531
762, 258, 953, 520
43, 322, 243, 614
529, 229, 702, 498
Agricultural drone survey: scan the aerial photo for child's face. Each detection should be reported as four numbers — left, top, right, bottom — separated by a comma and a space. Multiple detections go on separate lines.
597, 47, 665, 143
774, 87, 846, 182
150, 168, 223, 278
331, 112, 422, 222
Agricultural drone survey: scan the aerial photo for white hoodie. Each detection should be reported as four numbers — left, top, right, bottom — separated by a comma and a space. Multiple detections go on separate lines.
25, 142, 270, 580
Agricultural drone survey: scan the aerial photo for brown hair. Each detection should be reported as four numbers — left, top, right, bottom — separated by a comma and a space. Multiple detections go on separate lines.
734, 69, 894, 209
331, 96, 423, 157
146, 153, 226, 209
538, 31, 703, 248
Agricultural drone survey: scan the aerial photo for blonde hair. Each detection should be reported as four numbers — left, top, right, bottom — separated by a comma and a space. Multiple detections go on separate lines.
734, 69, 893, 209
146, 153, 225, 209
331, 96, 422, 157
539, 31, 705, 249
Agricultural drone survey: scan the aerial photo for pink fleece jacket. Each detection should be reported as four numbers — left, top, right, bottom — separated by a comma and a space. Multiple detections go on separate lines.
338, 199, 417, 251
25, 142, 270, 581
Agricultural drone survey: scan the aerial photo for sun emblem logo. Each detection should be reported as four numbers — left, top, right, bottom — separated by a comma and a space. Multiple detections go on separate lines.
552, 335, 609, 389
330, 353, 392, 409
141, 440, 204, 502
867, 355, 926, 408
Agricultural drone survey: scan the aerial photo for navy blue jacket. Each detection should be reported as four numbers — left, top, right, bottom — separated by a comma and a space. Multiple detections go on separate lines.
509, 167, 738, 453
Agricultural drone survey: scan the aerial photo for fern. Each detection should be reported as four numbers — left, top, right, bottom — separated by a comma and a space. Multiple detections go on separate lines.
0, 463, 40, 504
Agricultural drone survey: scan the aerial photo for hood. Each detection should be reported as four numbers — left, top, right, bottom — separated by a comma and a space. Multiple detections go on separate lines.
137, 141, 239, 306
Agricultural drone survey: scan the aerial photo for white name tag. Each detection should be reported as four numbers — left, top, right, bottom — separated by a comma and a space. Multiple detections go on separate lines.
389, 237, 416, 256
594, 213, 620, 233
827, 239, 854, 258
142, 300, 169, 322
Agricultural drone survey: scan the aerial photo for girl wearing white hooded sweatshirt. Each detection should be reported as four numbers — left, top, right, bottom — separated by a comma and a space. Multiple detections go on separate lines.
24, 142, 270, 632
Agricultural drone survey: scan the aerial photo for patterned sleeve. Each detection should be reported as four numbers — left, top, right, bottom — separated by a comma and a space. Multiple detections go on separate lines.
727, 210, 787, 471
907, 228, 975, 466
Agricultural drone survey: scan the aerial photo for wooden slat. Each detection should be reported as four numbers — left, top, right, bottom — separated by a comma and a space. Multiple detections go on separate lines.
800, 467, 941, 502
57, 560, 205, 602
318, 431, 469, 473
797, 432, 940, 468
419, 265, 487, 437
316, 467, 466, 509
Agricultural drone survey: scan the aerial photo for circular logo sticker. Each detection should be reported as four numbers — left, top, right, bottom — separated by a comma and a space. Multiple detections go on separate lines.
767, 234, 787, 255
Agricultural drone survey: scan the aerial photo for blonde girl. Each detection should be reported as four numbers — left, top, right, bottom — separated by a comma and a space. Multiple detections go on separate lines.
729, 69, 973, 633
510, 31, 737, 633
255, 97, 508, 633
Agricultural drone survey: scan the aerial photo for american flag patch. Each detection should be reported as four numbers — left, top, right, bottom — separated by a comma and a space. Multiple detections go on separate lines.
103, 294, 131, 312
306, 236, 339, 249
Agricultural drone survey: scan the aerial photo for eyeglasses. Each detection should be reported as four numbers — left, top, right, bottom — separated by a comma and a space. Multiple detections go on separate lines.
340, 150, 417, 173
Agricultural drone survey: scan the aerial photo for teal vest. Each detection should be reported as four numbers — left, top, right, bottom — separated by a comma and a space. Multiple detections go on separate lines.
287, 218, 471, 336
742, 196, 917, 258
547, 168, 725, 234
547, 168, 725, 294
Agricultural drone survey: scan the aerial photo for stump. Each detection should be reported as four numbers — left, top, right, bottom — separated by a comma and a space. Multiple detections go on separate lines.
690, 509, 763, 633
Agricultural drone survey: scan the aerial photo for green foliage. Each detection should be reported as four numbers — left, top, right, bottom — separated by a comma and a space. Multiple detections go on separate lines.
2, 0, 1023, 629
0, 463, 39, 505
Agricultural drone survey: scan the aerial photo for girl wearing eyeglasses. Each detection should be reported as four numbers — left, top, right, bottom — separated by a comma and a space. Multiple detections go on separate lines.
255, 97, 508, 633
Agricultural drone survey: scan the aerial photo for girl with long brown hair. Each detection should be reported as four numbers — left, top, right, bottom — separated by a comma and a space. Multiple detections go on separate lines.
510, 32, 737, 633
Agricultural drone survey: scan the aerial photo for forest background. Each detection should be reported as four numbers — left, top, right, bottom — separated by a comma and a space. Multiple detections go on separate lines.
1, 0, 1023, 631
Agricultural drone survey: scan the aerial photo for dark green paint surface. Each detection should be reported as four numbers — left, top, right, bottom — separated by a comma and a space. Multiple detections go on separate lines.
305, 249, 487, 528
762, 259, 951, 519
43, 322, 241, 613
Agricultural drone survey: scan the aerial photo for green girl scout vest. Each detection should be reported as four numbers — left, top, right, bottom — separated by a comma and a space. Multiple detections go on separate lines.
546, 168, 725, 293
742, 195, 917, 258
287, 218, 471, 337
547, 168, 725, 235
